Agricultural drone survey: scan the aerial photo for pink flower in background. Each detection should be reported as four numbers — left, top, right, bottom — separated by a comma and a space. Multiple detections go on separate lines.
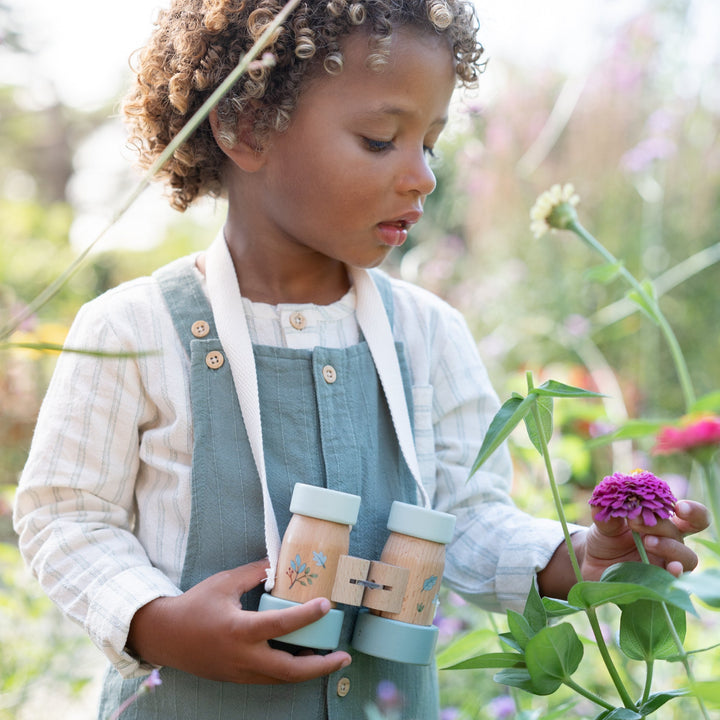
653, 415, 720, 457
589, 469, 677, 526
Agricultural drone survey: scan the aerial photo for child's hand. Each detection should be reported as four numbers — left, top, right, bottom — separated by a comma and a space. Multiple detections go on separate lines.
581, 499, 710, 581
127, 559, 351, 684
539, 500, 710, 599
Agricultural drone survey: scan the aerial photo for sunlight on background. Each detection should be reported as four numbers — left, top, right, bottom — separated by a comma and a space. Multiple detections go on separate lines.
2, 0, 720, 254
2, 2, 720, 718
0, 0, 648, 249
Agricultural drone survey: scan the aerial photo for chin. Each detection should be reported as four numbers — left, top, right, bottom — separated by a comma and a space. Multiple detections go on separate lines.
351, 248, 394, 270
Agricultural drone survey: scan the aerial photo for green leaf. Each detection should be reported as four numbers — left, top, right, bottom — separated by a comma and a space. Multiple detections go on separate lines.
533, 379, 605, 399
435, 628, 497, 669
537, 701, 580, 720
618, 599, 686, 661
0, 342, 157, 358
523, 582, 548, 633
674, 568, 720, 608
568, 563, 696, 616
507, 610, 535, 650
601, 563, 696, 612
586, 419, 668, 447
691, 681, 720, 708
498, 631, 524, 653
440, 651, 526, 671
469, 394, 534, 476
542, 597, 583, 617
524, 623, 583, 695
626, 283, 660, 326
524, 395, 554, 454
691, 390, 720, 414
585, 260, 624, 284
493, 667, 539, 694
594, 709, 642, 720
637, 690, 687, 715
693, 538, 720, 557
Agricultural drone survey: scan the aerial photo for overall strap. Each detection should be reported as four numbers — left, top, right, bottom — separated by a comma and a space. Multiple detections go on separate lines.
350, 266, 429, 509
153, 256, 215, 357
368, 268, 395, 329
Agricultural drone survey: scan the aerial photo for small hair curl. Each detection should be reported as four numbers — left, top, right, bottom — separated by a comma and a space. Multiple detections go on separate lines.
123, 0, 485, 211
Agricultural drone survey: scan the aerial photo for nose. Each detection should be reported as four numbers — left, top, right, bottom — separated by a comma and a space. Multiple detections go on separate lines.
396, 148, 437, 197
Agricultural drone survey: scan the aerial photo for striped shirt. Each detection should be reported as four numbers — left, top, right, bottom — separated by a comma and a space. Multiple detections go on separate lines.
14, 258, 567, 677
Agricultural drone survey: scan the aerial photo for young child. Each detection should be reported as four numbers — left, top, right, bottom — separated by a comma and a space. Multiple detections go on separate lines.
14, 0, 708, 718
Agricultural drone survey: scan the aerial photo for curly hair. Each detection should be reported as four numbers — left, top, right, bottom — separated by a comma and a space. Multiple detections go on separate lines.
123, 0, 485, 211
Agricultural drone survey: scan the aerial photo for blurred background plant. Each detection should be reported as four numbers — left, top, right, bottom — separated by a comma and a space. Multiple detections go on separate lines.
1, 0, 719, 717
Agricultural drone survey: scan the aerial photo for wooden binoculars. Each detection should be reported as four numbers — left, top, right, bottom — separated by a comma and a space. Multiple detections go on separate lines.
258, 484, 456, 665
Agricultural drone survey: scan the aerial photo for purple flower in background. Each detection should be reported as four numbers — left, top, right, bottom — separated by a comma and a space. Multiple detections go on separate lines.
440, 708, 461, 720
107, 669, 162, 719
376, 680, 402, 713
489, 694, 516, 719
433, 609, 466, 641
144, 669, 162, 689
589, 469, 677, 526
621, 136, 676, 173
446, 591, 467, 607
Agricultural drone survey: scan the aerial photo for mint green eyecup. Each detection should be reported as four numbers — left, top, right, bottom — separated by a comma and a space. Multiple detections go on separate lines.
257, 593, 344, 650
289, 483, 361, 525
351, 610, 439, 665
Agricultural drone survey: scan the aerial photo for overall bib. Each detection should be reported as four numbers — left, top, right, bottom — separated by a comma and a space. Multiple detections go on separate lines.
98, 257, 439, 719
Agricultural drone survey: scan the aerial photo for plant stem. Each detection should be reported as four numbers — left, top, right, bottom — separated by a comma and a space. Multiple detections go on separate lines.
107, 689, 144, 720
526, 372, 636, 709
0, 0, 302, 343
659, 602, 710, 720
526, 374, 582, 584
563, 677, 615, 711
632, 531, 650, 564
635, 535, 711, 718
584, 606, 637, 710
700, 459, 720, 543
567, 219, 696, 412
641, 660, 654, 705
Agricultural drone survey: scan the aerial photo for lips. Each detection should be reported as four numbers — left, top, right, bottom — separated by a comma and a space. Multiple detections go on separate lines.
376, 210, 423, 247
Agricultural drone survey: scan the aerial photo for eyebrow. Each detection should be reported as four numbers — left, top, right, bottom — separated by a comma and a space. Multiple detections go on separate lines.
356, 104, 448, 128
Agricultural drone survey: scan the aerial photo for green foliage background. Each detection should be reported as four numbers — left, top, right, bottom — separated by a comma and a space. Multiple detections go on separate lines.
1, 0, 719, 717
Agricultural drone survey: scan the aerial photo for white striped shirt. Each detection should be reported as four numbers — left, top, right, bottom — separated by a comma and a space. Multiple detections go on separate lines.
14, 258, 567, 677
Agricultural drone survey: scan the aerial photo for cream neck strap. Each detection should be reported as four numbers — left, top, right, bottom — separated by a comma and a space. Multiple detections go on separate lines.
204, 233, 429, 591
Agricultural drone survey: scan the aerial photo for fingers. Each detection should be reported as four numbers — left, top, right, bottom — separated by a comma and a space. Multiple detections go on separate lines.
245, 596, 333, 642
222, 558, 271, 597
673, 500, 711, 535
233, 597, 352, 684
643, 534, 698, 575
261, 647, 352, 684
585, 498, 708, 581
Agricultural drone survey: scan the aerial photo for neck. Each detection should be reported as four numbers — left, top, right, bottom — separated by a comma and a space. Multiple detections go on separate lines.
221, 217, 351, 306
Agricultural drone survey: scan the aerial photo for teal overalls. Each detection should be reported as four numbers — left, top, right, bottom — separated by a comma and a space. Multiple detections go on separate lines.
98, 257, 439, 719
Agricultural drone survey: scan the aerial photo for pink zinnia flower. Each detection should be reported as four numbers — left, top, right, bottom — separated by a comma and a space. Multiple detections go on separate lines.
589, 469, 677, 526
653, 415, 720, 457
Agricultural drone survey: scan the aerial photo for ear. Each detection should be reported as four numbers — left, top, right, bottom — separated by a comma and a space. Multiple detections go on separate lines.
209, 109, 266, 173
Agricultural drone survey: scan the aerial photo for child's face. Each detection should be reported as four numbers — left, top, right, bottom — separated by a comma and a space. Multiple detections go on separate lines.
245, 26, 457, 270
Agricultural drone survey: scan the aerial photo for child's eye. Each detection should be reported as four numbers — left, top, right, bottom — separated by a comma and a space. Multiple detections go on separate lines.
363, 137, 393, 153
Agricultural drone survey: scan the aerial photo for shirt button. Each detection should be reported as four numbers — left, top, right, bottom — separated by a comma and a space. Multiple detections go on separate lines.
205, 350, 225, 369
336, 676, 350, 697
289, 311, 306, 330
322, 365, 337, 384
191, 320, 210, 338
